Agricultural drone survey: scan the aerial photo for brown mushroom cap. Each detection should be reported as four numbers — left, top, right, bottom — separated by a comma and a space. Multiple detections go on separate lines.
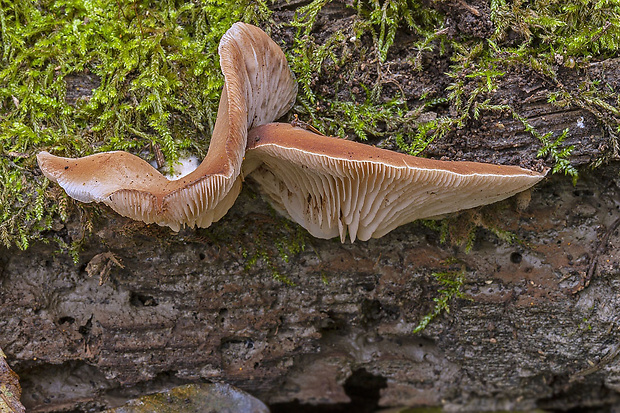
37, 23, 297, 231
244, 123, 547, 242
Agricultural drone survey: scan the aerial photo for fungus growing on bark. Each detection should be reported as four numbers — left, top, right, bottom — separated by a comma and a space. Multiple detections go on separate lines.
37, 22, 546, 241
244, 123, 547, 242
37, 23, 297, 231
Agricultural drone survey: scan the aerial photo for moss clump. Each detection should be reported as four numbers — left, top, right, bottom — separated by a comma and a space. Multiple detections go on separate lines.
239, 210, 309, 285
240, 219, 308, 285
288, 0, 444, 151
492, 0, 620, 57
413, 267, 467, 333
422, 194, 531, 253
0, 0, 269, 249
169, 189, 309, 285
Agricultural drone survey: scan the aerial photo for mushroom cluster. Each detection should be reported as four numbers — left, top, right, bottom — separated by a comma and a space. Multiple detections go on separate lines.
38, 23, 297, 232
37, 23, 546, 242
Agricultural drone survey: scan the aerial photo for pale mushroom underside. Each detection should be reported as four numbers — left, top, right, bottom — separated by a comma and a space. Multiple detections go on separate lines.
36, 150, 243, 231
245, 123, 547, 242
37, 23, 546, 240
37, 22, 297, 232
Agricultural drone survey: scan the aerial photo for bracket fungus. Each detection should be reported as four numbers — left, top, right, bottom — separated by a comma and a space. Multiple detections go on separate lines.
37, 22, 297, 231
37, 22, 547, 241
244, 123, 547, 242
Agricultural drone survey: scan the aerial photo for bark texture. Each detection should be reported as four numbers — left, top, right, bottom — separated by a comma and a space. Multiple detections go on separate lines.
3, 164, 620, 412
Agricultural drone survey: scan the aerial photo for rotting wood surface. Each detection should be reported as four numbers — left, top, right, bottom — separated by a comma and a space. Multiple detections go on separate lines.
2, 163, 620, 411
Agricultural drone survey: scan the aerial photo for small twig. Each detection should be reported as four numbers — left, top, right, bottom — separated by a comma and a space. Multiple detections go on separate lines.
457, 0, 481, 16
114, 0, 128, 22
133, 0, 144, 36
591, 21, 612, 44
291, 114, 325, 136
7, 151, 28, 158
0, 392, 11, 408
572, 216, 620, 294
380, 65, 406, 99
570, 342, 620, 382
151, 142, 165, 169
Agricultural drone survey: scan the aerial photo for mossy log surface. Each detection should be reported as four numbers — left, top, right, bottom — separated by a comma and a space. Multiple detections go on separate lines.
3, 152, 620, 412
2, 2, 620, 412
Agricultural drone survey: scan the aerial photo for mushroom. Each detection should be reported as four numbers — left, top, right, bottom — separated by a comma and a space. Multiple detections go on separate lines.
243, 123, 547, 242
37, 23, 297, 231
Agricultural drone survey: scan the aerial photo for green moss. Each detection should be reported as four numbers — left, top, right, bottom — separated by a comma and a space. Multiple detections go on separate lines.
413, 267, 467, 333
456, 0, 620, 179
288, 0, 444, 153
492, 0, 620, 57
422, 202, 525, 253
239, 217, 308, 285
183, 191, 309, 285
0, 0, 269, 249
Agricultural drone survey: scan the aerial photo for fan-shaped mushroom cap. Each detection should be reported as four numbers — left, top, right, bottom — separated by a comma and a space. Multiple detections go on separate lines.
37, 23, 297, 231
244, 123, 547, 242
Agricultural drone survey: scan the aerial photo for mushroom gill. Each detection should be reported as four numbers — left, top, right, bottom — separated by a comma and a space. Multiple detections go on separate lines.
244, 123, 547, 242
37, 23, 297, 231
